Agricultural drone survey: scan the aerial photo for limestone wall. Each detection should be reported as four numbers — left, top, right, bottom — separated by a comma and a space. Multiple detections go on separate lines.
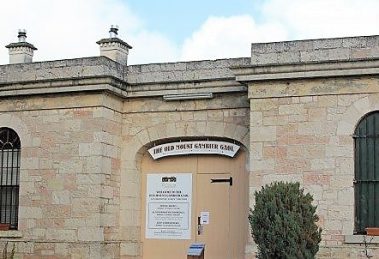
240, 35, 379, 258
0, 93, 123, 258
119, 91, 249, 258
248, 76, 379, 258
1, 33, 379, 258
0, 56, 250, 258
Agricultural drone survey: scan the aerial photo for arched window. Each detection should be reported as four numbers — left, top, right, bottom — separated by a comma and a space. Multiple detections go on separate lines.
0, 128, 20, 230
354, 112, 379, 234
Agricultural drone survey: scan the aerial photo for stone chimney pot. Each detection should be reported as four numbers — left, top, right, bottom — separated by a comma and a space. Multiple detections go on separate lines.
97, 25, 132, 66
18, 29, 27, 42
5, 29, 37, 64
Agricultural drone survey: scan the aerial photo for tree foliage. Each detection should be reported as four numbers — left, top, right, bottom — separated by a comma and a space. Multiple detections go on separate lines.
249, 181, 322, 259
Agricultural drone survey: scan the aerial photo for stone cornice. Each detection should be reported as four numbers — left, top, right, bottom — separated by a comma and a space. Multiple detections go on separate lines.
0, 56, 249, 99
0, 56, 129, 97
96, 37, 132, 49
126, 77, 246, 98
0, 76, 128, 98
5, 42, 37, 50
233, 58, 379, 83
0, 56, 126, 84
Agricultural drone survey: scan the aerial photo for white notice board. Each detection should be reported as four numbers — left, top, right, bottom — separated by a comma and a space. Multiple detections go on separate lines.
146, 173, 192, 239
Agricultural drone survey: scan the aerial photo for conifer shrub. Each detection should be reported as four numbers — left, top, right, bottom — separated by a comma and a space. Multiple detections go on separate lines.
249, 181, 322, 259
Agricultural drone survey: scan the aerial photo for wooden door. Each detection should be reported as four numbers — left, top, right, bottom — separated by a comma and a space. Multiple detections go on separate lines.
140, 152, 248, 259
196, 173, 231, 259
141, 156, 197, 259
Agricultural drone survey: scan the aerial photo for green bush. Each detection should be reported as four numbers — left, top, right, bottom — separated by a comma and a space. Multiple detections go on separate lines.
249, 181, 322, 259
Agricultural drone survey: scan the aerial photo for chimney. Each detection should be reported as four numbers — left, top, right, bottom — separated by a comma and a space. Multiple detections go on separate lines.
5, 29, 37, 64
96, 25, 132, 66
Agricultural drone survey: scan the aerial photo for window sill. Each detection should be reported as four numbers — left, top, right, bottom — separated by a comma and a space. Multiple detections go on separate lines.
345, 235, 379, 244
0, 230, 22, 238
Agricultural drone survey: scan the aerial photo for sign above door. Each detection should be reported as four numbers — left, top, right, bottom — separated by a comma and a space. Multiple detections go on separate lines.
148, 140, 240, 160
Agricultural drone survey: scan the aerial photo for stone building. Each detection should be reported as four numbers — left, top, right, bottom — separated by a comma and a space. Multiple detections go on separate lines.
0, 27, 379, 258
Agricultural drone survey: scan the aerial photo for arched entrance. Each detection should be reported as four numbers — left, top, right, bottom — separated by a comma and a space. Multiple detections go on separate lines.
140, 141, 249, 259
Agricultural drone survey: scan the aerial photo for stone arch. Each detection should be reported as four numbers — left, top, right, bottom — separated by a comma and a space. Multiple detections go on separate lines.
333, 95, 379, 236
334, 95, 379, 180
119, 120, 249, 256
125, 121, 249, 171
337, 96, 379, 136
0, 113, 32, 232
0, 113, 32, 148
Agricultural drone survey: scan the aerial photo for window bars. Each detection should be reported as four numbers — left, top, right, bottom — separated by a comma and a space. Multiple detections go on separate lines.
0, 128, 20, 230
354, 112, 379, 234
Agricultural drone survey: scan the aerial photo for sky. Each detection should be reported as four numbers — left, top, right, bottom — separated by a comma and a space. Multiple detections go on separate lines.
0, 0, 378, 65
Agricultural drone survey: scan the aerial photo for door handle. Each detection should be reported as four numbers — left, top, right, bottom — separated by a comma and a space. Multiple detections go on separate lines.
211, 177, 233, 186
197, 216, 203, 235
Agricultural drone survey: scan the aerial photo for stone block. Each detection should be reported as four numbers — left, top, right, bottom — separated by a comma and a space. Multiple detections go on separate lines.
287, 145, 325, 159
314, 38, 343, 49
353, 96, 370, 113
304, 173, 330, 186
43, 205, 71, 218
335, 157, 354, 175
72, 198, 100, 216
279, 104, 305, 115
19, 207, 43, 219
78, 227, 104, 241
337, 95, 364, 107
298, 121, 333, 135
330, 175, 354, 189
251, 159, 275, 171
317, 95, 338, 107
79, 143, 92, 157
250, 99, 278, 112
120, 242, 140, 256
52, 190, 71, 205
47, 178, 65, 191
46, 229, 77, 241
135, 130, 150, 146
94, 131, 113, 144
71, 244, 90, 259
64, 218, 87, 228
21, 157, 39, 169
263, 115, 288, 126
101, 186, 114, 199
82, 156, 103, 174
120, 226, 140, 241
250, 126, 276, 142
251, 53, 278, 65
336, 121, 355, 135
351, 48, 372, 59
342, 37, 367, 48
308, 107, 326, 121
277, 51, 300, 64
250, 112, 262, 126
337, 188, 354, 205
101, 213, 117, 226
310, 158, 335, 170
324, 219, 343, 232
250, 143, 263, 159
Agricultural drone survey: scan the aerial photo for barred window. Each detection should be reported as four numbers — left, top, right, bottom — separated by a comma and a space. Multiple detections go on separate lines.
0, 128, 20, 230
354, 112, 379, 234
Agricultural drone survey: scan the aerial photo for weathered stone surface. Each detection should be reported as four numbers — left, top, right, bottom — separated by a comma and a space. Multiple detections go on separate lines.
1, 34, 379, 258
250, 35, 379, 66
